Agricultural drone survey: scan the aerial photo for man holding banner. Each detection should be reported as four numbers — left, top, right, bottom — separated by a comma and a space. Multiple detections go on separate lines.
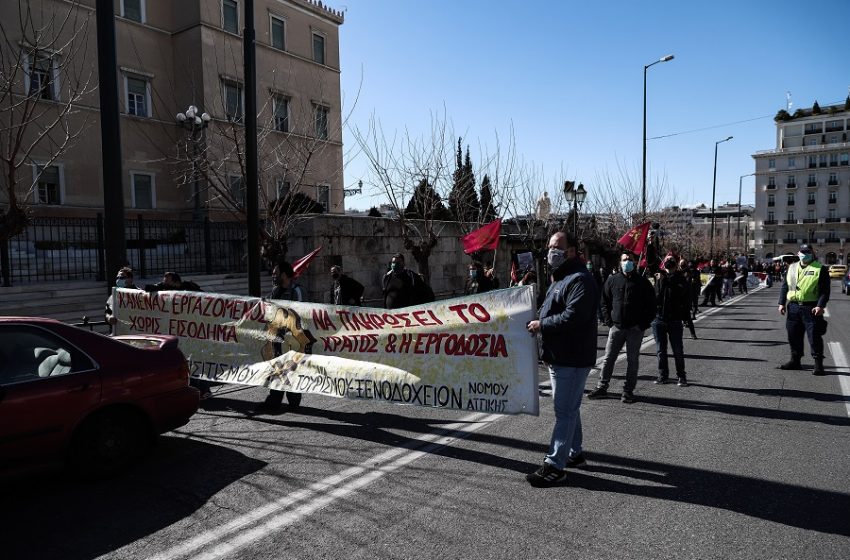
525, 232, 599, 487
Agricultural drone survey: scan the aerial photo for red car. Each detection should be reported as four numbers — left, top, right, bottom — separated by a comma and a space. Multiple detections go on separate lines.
0, 317, 199, 477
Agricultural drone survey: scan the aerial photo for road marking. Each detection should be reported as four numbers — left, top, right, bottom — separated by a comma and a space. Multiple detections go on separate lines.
827, 341, 850, 418
145, 412, 501, 560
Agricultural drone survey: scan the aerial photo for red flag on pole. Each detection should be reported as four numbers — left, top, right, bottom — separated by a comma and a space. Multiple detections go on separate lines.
292, 246, 322, 278
617, 222, 651, 255
510, 260, 518, 284
461, 219, 502, 255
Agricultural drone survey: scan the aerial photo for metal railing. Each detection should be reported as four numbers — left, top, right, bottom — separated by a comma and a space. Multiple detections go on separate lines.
1, 214, 250, 286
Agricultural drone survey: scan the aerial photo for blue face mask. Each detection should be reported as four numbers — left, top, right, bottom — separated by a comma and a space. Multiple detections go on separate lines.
798, 252, 814, 264
115, 278, 128, 288
469, 270, 478, 279
621, 260, 636, 274
390, 262, 401, 272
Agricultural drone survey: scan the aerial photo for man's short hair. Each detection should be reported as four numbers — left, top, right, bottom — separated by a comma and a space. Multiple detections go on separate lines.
621, 251, 636, 260
276, 261, 295, 278
164, 271, 181, 283
330, 265, 342, 274
118, 266, 134, 278
391, 253, 404, 261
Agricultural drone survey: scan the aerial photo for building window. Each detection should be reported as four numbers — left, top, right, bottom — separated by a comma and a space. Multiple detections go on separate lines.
25, 53, 58, 101
819, 154, 827, 167
785, 231, 796, 241
317, 184, 330, 212
273, 95, 289, 132
767, 194, 775, 207
826, 120, 843, 132
829, 208, 837, 219
314, 105, 329, 139
786, 210, 795, 221
787, 193, 795, 205
768, 158, 776, 170
807, 192, 816, 205
807, 209, 815, 220
767, 230, 775, 241
768, 176, 775, 187
33, 164, 63, 205
223, 81, 243, 122
787, 175, 796, 187
131, 172, 155, 209
222, 0, 239, 34
829, 192, 837, 204
276, 178, 290, 200
807, 173, 816, 187
830, 135, 839, 144
312, 32, 325, 64
842, 153, 849, 166
828, 172, 838, 185
807, 155, 817, 168
270, 15, 285, 50
828, 230, 836, 240
788, 157, 796, 168
807, 138, 818, 147
121, 0, 144, 22
228, 174, 245, 207
767, 211, 775, 222
125, 76, 150, 117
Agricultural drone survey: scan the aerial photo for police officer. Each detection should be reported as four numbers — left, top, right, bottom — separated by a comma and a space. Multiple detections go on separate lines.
777, 244, 830, 375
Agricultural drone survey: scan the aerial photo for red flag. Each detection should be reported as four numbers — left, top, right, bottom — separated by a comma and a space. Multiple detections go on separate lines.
617, 222, 651, 255
462, 219, 502, 255
510, 260, 518, 284
292, 246, 322, 278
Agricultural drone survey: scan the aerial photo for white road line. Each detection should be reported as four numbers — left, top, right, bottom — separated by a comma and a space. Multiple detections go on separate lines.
145, 412, 500, 560
827, 341, 850, 418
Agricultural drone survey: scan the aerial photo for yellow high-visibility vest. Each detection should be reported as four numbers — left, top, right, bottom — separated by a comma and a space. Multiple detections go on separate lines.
786, 261, 822, 303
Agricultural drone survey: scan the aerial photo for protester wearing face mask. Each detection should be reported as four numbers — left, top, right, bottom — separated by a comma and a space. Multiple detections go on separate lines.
777, 244, 830, 375
382, 253, 434, 309
105, 266, 139, 333
465, 260, 498, 295
588, 252, 656, 403
651, 256, 692, 386
329, 265, 365, 306
525, 232, 598, 486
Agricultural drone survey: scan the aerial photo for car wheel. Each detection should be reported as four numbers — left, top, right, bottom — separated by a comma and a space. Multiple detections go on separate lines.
69, 410, 150, 477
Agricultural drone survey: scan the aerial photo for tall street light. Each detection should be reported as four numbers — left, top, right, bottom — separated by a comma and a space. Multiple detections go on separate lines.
709, 136, 733, 257
563, 181, 587, 239
736, 172, 755, 260
642, 54, 674, 221
176, 105, 211, 221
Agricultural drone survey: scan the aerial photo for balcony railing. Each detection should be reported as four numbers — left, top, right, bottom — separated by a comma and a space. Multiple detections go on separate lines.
786, 183, 797, 188
807, 181, 818, 187
825, 126, 844, 133
783, 219, 797, 224
766, 184, 777, 190
828, 180, 839, 185
767, 202, 775, 207
754, 140, 850, 156
804, 127, 824, 135
826, 217, 841, 222
803, 218, 818, 223
763, 220, 777, 225
826, 237, 841, 243
808, 199, 816, 205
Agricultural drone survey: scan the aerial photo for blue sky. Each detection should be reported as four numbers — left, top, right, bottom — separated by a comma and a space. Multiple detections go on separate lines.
337, 0, 850, 213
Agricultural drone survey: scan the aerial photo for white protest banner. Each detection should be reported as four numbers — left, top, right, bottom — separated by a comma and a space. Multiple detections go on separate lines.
113, 286, 539, 415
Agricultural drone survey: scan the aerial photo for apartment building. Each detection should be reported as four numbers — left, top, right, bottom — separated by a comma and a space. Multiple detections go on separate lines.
753, 100, 850, 263
3, 0, 344, 220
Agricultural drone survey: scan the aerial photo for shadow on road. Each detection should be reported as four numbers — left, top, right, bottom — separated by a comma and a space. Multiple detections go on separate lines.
689, 382, 850, 403
1, 436, 266, 560
571, 451, 850, 537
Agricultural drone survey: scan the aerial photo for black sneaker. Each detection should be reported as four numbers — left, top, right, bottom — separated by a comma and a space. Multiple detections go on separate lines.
677, 378, 689, 387
621, 392, 636, 404
587, 386, 608, 399
565, 454, 587, 469
654, 376, 669, 384
526, 462, 567, 487
778, 360, 802, 370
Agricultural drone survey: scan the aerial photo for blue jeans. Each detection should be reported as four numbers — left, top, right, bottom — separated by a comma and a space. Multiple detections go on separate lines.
651, 317, 685, 378
544, 365, 591, 470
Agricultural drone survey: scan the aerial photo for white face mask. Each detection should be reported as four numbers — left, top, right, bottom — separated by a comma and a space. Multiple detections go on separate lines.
547, 248, 566, 269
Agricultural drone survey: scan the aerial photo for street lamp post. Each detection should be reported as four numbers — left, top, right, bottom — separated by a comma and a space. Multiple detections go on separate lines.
176, 105, 212, 221
709, 136, 733, 258
563, 181, 587, 239
642, 54, 674, 221
737, 172, 755, 260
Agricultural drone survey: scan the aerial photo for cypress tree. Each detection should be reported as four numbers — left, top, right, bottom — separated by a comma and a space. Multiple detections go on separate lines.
479, 174, 497, 223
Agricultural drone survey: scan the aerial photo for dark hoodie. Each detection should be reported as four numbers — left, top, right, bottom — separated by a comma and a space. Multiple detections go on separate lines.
538, 257, 600, 367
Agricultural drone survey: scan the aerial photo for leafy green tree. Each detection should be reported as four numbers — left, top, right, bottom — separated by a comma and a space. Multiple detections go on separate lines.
405, 178, 452, 221
479, 174, 498, 223
448, 139, 479, 223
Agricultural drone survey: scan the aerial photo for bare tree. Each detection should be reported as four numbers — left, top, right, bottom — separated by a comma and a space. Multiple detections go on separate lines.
0, 0, 93, 251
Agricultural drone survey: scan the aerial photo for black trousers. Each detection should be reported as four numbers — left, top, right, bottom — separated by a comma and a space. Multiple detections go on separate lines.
786, 302, 825, 360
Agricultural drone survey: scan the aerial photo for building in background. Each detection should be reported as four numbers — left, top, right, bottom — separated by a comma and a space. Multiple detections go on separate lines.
753, 99, 850, 263
3, 0, 345, 221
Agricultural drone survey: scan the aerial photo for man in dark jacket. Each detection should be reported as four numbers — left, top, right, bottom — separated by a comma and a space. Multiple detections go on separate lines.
651, 257, 691, 386
587, 251, 655, 403
525, 232, 599, 487
382, 253, 433, 308
330, 265, 364, 306
464, 261, 498, 295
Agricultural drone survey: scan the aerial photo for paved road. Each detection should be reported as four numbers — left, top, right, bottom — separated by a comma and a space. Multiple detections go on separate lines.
4, 283, 850, 560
